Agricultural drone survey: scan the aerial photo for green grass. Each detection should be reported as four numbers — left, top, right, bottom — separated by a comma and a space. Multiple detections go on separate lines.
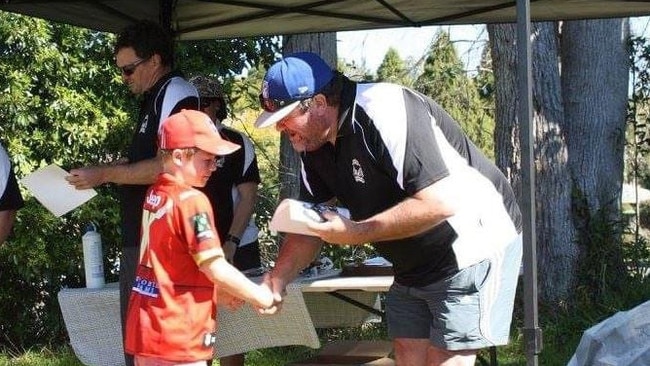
0, 346, 81, 366
0, 322, 598, 366
0, 324, 526, 366
3, 278, 650, 366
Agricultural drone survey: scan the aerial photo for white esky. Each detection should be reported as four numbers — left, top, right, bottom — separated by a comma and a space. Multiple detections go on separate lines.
337, 17, 650, 75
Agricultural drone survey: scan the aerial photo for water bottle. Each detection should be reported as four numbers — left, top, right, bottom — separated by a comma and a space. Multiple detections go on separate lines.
82, 223, 105, 288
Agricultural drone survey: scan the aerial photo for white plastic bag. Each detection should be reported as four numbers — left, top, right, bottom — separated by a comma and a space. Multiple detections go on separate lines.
568, 300, 650, 366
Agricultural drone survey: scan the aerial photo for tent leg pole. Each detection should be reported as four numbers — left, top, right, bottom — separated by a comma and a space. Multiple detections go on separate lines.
516, 0, 543, 365
160, 0, 173, 33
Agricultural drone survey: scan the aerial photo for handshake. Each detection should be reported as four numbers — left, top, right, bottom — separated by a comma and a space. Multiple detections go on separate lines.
218, 271, 286, 315
255, 273, 287, 315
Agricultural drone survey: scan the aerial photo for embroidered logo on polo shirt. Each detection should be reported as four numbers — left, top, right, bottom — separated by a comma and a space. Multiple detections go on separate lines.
216, 156, 225, 168
139, 115, 149, 134
352, 159, 365, 183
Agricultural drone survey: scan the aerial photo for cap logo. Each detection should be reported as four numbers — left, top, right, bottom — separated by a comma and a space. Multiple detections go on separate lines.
203, 118, 218, 132
261, 81, 270, 99
297, 86, 309, 95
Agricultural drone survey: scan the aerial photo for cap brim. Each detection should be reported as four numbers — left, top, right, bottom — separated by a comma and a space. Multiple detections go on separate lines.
254, 101, 301, 128
199, 139, 241, 156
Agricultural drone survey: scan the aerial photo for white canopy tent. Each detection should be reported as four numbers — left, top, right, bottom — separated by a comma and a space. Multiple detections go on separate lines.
3, 1, 650, 365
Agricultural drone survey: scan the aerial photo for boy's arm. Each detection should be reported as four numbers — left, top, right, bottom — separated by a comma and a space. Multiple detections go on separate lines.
217, 290, 245, 311
199, 255, 273, 309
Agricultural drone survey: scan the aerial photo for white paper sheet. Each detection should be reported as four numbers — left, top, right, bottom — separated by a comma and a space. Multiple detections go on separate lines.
269, 198, 350, 236
21, 164, 97, 217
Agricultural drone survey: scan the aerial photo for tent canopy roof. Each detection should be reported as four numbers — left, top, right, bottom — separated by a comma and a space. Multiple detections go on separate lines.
2, 0, 650, 40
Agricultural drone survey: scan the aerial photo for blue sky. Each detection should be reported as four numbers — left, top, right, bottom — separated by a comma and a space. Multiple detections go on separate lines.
336, 24, 486, 74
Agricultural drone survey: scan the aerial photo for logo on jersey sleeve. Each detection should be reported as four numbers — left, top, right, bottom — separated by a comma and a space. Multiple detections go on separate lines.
352, 159, 365, 184
132, 273, 159, 298
145, 192, 162, 208
192, 212, 215, 240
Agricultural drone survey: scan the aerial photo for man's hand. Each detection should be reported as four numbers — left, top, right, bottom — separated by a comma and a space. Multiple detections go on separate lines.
66, 166, 107, 190
305, 211, 362, 245
222, 239, 237, 264
257, 273, 286, 315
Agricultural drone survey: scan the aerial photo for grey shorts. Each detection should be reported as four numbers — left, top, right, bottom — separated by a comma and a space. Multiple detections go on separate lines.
386, 235, 522, 351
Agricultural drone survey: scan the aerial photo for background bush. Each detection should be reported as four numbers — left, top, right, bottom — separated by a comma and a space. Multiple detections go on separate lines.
0, 13, 280, 352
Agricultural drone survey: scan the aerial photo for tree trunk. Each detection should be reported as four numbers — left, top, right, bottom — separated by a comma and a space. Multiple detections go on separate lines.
488, 24, 521, 192
489, 22, 577, 305
490, 19, 630, 306
278, 33, 337, 200
561, 19, 629, 293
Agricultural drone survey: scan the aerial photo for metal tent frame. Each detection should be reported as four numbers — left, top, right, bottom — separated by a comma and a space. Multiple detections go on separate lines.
3, 1, 650, 364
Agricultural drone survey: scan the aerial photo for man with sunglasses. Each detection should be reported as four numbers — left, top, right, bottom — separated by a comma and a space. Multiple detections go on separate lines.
255, 52, 523, 366
189, 75, 263, 366
66, 20, 199, 366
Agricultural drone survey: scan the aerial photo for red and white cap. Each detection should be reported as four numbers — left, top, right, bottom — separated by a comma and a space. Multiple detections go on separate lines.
158, 109, 240, 155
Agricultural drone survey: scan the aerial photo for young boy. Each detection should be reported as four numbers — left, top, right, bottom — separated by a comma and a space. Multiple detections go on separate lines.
125, 109, 274, 366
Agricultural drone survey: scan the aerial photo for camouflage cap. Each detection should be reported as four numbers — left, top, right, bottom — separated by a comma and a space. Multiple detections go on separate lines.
189, 75, 224, 98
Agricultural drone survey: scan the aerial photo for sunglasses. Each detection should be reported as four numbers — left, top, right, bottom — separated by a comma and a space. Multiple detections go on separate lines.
119, 58, 147, 76
258, 94, 301, 113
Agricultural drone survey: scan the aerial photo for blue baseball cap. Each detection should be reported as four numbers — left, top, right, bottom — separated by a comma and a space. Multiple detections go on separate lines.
255, 52, 334, 128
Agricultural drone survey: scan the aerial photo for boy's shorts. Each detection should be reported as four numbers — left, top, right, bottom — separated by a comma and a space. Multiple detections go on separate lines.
386, 235, 522, 350
134, 355, 207, 366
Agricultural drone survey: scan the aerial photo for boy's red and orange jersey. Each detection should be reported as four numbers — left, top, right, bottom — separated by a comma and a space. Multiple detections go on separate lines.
125, 173, 225, 362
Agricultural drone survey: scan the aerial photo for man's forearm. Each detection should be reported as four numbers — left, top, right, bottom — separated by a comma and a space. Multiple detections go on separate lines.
0, 210, 17, 244
228, 182, 257, 238
105, 156, 162, 185
271, 234, 322, 283
359, 183, 454, 243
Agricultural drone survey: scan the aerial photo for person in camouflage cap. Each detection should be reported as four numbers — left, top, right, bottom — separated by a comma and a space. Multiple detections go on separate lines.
190, 75, 228, 122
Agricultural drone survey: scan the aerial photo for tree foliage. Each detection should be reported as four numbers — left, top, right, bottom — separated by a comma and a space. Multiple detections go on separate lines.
627, 35, 650, 190
376, 47, 412, 86
475, 45, 495, 103
0, 12, 129, 349
414, 30, 495, 158
176, 37, 280, 77
0, 12, 279, 350
337, 59, 374, 82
